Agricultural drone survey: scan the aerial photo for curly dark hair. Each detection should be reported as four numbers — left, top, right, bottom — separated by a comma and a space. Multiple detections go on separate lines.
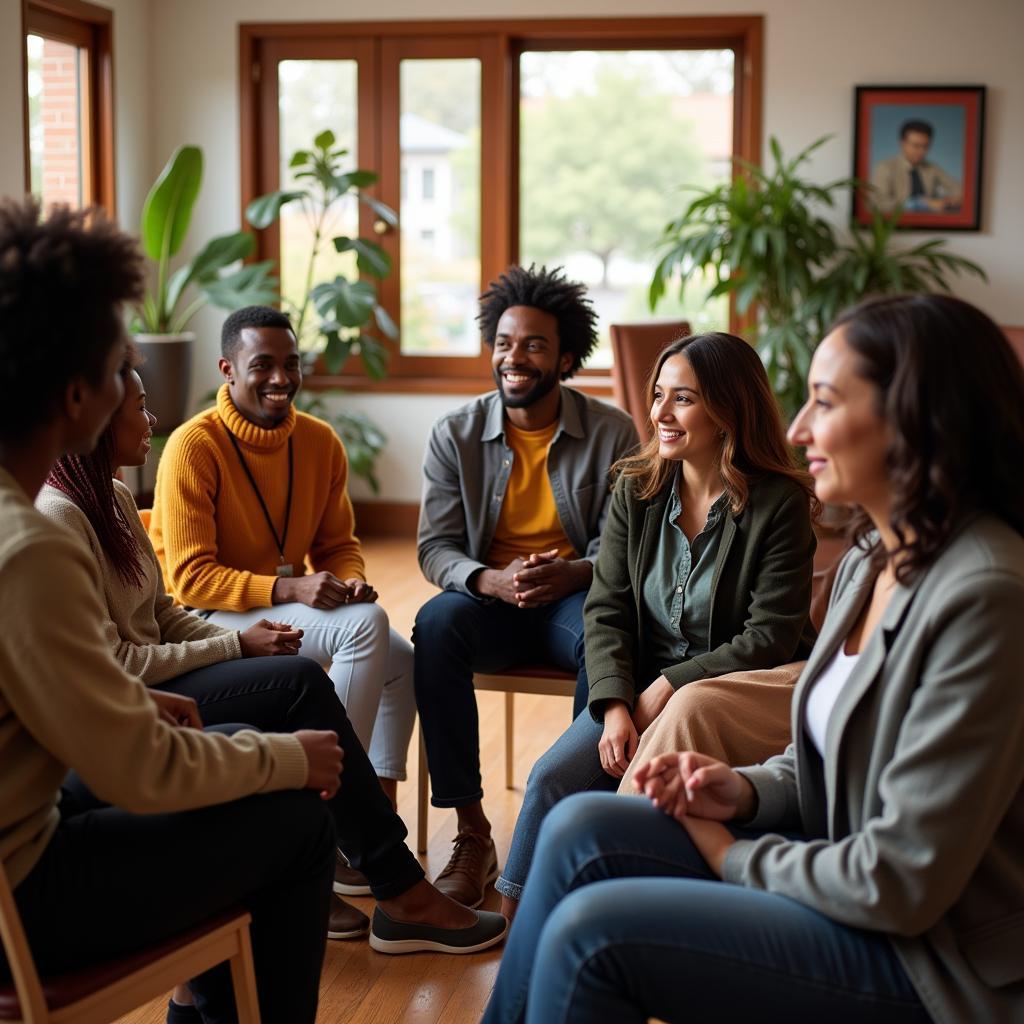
222, 305, 294, 360
833, 294, 1024, 582
48, 350, 146, 588
0, 197, 145, 443
477, 265, 598, 378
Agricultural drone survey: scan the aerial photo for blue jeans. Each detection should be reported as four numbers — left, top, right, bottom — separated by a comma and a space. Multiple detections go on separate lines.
484, 794, 931, 1024
413, 590, 588, 807
496, 707, 612, 899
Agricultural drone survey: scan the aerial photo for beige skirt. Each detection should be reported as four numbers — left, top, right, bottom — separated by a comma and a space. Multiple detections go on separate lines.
617, 661, 806, 795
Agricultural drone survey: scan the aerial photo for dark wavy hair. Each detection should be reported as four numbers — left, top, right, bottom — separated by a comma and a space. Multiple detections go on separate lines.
832, 294, 1024, 581
477, 265, 598, 377
47, 351, 146, 588
0, 198, 144, 443
614, 331, 816, 512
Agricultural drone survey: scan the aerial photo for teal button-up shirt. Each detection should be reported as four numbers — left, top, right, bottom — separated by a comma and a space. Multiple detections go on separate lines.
641, 480, 729, 672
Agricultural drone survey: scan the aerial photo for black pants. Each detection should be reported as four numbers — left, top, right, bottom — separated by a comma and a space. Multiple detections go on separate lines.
413, 591, 588, 808
155, 655, 424, 900
10, 786, 334, 1023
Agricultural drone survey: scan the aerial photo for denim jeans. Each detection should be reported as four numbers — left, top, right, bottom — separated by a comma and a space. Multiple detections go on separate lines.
156, 654, 424, 900
496, 707, 613, 899
413, 590, 588, 808
208, 600, 416, 779
484, 794, 931, 1024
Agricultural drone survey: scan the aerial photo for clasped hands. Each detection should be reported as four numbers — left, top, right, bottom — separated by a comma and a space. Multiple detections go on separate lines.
632, 751, 757, 876
474, 550, 589, 608
273, 571, 378, 610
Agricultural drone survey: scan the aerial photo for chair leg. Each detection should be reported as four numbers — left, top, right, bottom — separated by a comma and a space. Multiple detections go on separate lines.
417, 727, 429, 855
228, 921, 262, 1024
505, 691, 515, 789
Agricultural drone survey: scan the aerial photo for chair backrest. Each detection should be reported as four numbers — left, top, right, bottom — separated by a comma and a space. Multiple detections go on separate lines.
609, 321, 691, 440
0, 859, 50, 1021
1002, 325, 1024, 367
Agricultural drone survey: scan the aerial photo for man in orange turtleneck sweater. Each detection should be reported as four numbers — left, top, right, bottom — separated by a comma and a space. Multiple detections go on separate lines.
151, 307, 415, 890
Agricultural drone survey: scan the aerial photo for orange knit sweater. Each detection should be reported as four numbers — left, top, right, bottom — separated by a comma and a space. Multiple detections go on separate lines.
150, 385, 365, 612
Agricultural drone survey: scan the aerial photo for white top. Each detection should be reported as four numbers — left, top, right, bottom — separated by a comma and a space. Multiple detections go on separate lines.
805, 646, 860, 757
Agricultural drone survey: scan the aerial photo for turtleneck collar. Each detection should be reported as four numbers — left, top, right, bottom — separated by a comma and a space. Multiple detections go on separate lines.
216, 383, 296, 450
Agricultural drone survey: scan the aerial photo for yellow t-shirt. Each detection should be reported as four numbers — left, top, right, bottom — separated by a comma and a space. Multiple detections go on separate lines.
486, 419, 577, 569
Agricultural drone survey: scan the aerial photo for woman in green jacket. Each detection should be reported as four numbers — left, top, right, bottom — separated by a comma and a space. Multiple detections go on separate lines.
495, 331, 817, 917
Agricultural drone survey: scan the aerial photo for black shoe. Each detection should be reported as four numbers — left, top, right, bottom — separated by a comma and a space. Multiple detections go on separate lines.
368, 906, 507, 955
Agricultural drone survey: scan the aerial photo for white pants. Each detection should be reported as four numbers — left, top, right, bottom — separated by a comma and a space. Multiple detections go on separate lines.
207, 602, 415, 780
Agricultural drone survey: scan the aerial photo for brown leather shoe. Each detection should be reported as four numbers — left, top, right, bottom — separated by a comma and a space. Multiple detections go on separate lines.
334, 849, 372, 895
432, 829, 498, 909
328, 893, 370, 940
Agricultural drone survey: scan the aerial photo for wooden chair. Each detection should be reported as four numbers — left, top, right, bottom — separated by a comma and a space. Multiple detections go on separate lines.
609, 321, 691, 440
0, 860, 261, 1024
416, 665, 576, 854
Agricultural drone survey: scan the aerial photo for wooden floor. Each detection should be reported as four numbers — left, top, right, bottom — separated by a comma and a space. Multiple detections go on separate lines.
117, 537, 574, 1024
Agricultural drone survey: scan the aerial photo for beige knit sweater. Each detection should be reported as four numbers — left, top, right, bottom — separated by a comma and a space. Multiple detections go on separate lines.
37, 480, 242, 685
0, 467, 308, 889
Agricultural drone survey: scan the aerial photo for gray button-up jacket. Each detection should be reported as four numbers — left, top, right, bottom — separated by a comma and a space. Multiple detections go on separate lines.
417, 386, 639, 595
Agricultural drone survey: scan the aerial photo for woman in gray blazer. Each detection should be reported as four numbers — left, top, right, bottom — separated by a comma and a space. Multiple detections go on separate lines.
484, 294, 1024, 1024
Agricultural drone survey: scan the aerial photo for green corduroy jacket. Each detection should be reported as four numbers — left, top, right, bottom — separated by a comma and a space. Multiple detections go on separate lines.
585, 471, 818, 719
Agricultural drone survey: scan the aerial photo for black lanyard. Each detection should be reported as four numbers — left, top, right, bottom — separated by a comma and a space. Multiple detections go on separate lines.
224, 427, 294, 564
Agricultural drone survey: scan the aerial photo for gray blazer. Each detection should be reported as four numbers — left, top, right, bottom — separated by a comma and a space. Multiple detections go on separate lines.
723, 515, 1024, 1024
417, 387, 638, 595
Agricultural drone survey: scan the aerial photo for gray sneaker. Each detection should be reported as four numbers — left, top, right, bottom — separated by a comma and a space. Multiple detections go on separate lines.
368, 906, 508, 955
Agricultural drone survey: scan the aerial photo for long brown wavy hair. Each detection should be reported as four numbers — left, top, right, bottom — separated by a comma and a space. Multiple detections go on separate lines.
832, 294, 1024, 581
614, 331, 815, 513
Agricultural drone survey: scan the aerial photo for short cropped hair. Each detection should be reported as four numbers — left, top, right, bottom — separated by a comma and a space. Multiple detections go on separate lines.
221, 305, 293, 360
0, 197, 144, 443
900, 119, 934, 140
477, 265, 598, 378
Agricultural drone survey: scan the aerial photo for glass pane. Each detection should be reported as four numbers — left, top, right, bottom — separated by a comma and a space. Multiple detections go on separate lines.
399, 58, 481, 357
27, 34, 86, 209
519, 50, 734, 369
278, 60, 358, 345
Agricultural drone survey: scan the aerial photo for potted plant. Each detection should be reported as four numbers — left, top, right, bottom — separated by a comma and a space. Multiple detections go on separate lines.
649, 136, 986, 421
133, 145, 277, 430
245, 129, 398, 492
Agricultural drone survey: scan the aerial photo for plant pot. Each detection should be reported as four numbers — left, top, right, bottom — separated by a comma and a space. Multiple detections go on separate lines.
132, 332, 195, 432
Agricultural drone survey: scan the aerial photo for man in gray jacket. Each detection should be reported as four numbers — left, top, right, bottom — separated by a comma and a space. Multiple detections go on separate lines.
414, 265, 638, 907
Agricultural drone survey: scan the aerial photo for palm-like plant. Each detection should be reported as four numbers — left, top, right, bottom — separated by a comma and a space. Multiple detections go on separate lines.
650, 136, 987, 419
135, 145, 276, 334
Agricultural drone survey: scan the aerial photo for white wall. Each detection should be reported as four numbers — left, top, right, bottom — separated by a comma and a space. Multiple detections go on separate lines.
3, 0, 1022, 500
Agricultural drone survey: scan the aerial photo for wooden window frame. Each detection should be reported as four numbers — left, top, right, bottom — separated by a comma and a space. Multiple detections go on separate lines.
22, 0, 115, 217
240, 16, 762, 395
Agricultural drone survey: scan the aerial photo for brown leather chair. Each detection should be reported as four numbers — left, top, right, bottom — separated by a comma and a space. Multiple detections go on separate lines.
1002, 325, 1024, 367
609, 321, 691, 440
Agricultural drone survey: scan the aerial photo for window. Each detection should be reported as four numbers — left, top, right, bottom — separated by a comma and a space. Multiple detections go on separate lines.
23, 0, 115, 214
241, 18, 762, 391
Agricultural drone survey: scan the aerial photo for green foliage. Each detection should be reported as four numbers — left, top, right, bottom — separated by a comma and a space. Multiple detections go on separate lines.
650, 136, 987, 420
245, 130, 399, 490
521, 65, 705, 287
136, 146, 277, 334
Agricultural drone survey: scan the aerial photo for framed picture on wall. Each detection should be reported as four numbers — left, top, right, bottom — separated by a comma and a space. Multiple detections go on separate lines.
852, 85, 985, 231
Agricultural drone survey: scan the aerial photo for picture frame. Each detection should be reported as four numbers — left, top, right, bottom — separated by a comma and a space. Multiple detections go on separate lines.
852, 85, 985, 231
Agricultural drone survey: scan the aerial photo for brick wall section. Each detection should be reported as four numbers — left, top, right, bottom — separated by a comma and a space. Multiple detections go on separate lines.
41, 37, 81, 208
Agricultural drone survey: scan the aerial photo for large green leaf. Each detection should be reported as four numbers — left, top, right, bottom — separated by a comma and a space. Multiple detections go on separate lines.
164, 232, 255, 316
245, 190, 307, 229
201, 261, 278, 310
356, 334, 390, 379
141, 145, 203, 260
334, 170, 378, 193
333, 236, 392, 278
311, 277, 377, 327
